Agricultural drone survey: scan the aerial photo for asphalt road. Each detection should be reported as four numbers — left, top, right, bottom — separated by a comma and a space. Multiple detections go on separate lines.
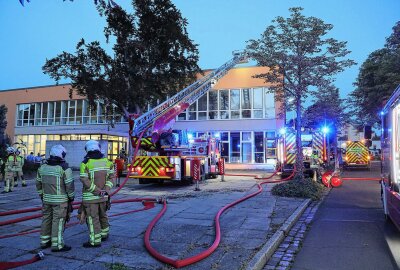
292, 161, 400, 270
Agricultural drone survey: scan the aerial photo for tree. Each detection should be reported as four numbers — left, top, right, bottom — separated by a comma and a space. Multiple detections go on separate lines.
349, 21, 400, 125
246, 7, 355, 179
43, 0, 201, 117
19, 0, 117, 7
303, 85, 350, 169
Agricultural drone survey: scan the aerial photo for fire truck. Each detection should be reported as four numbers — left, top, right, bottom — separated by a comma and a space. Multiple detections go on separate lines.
343, 140, 371, 170
276, 127, 327, 178
381, 84, 400, 229
127, 51, 247, 184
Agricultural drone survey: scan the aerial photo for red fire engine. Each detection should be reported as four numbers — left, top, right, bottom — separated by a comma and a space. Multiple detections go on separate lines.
126, 51, 247, 184
276, 127, 327, 178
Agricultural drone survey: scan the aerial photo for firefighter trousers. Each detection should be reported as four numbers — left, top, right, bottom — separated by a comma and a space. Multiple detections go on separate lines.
3, 171, 15, 192
83, 202, 109, 246
40, 202, 68, 251
14, 171, 25, 186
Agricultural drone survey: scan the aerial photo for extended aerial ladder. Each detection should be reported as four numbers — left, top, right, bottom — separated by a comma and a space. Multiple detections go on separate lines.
126, 51, 248, 184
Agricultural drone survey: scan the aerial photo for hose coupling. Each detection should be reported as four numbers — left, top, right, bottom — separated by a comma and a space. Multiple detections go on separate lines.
36, 251, 45, 260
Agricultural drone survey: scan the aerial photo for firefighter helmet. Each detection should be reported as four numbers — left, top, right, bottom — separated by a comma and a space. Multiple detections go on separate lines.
50, 145, 67, 159
6, 147, 15, 154
85, 140, 101, 152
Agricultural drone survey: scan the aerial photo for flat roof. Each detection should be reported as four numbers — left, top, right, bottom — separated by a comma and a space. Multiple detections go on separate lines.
0, 83, 70, 92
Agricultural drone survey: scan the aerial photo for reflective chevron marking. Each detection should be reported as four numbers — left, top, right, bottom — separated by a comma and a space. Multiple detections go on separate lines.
133, 156, 174, 176
286, 133, 296, 164
346, 142, 369, 163
131, 137, 157, 151
313, 132, 324, 163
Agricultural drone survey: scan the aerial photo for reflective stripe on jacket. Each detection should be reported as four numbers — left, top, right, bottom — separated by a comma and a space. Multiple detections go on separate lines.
36, 164, 75, 204
80, 158, 114, 203
5, 155, 19, 172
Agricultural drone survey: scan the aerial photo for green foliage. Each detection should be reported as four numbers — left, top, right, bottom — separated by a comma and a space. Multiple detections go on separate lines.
43, 0, 201, 115
271, 176, 326, 201
246, 7, 355, 178
349, 21, 400, 125
304, 85, 349, 129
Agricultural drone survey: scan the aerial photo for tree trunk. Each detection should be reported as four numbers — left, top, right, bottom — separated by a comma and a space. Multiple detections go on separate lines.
295, 95, 304, 179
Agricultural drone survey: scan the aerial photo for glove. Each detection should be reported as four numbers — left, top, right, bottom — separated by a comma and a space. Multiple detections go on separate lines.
106, 196, 111, 211
99, 190, 108, 198
67, 199, 74, 213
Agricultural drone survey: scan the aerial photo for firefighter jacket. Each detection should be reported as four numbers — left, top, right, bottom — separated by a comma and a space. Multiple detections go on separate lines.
6, 155, 20, 172
36, 157, 75, 205
80, 151, 114, 203
16, 156, 24, 171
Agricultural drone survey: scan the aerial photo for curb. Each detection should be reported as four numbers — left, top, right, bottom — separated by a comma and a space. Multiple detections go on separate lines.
246, 199, 311, 270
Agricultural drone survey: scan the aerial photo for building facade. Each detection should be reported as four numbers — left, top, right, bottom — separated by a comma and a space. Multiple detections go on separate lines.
0, 66, 284, 168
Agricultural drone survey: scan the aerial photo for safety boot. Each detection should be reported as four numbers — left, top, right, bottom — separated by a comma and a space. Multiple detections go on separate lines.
40, 242, 51, 249
51, 245, 71, 252
101, 235, 109, 241
83, 242, 101, 248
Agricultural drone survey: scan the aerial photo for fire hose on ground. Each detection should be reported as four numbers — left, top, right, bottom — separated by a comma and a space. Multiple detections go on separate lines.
143, 166, 294, 268
0, 130, 148, 269
0, 133, 293, 269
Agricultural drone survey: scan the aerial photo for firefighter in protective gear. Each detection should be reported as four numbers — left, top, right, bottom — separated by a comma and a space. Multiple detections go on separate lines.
13, 150, 26, 187
311, 150, 320, 168
3, 147, 17, 193
36, 145, 74, 252
80, 140, 114, 248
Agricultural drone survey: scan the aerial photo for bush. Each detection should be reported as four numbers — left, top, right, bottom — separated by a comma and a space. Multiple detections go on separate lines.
271, 176, 326, 201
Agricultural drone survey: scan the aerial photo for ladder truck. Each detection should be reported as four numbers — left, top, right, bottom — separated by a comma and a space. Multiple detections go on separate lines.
126, 51, 248, 184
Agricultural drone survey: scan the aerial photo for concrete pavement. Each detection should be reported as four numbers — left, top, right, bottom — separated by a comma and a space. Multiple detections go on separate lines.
0, 171, 307, 270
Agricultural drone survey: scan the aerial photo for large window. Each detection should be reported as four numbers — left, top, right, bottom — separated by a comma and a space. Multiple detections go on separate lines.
16, 99, 126, 127
186, 130, 277, 163
14, 134, 128, 160
230, 132, 240, 163
176, 87, 276, 122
